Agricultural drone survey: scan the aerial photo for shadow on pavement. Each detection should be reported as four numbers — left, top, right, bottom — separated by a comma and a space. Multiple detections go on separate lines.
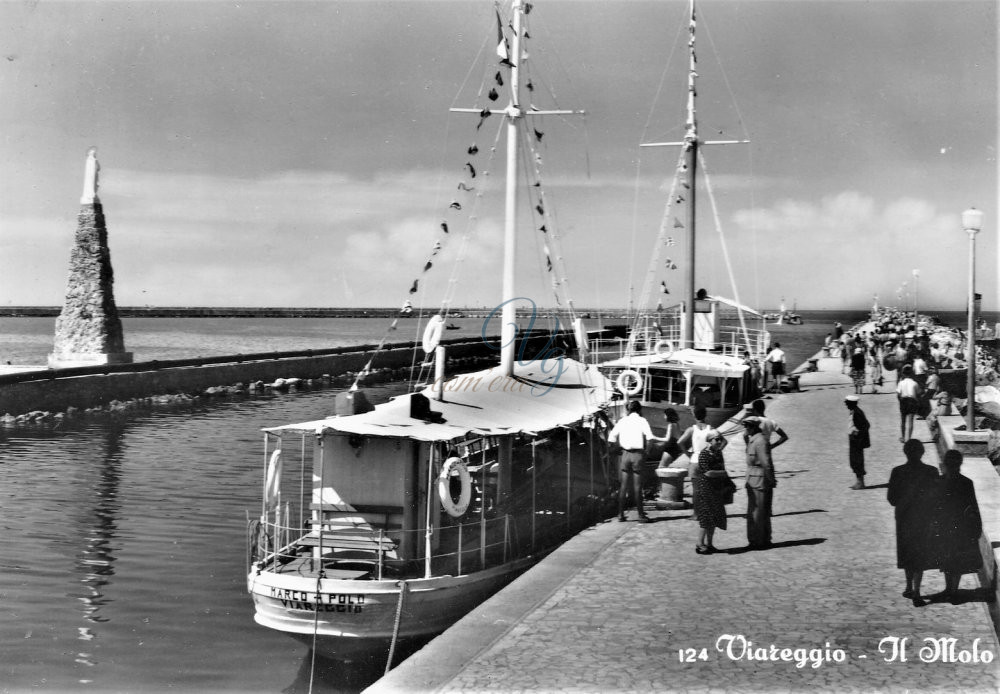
720, 537, 827, 554
772, 508, 827, 518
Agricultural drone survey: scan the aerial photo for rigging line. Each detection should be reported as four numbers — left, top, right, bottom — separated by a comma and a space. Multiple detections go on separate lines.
522, 124, 578, 321
700, 6, 759, 308
628, 12, 686, 320
698, 148, 754, 355
402, 5, 499, 391
631, 148, 686, 340
440, 115, 506, 313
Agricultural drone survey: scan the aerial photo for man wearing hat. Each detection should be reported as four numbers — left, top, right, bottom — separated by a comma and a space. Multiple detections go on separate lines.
744, 416, 777, 548
845, 395, 871, 489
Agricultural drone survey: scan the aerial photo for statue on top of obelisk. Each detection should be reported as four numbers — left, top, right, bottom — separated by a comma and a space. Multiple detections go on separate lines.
48, 147, 132, 368
81, 146, 100, 205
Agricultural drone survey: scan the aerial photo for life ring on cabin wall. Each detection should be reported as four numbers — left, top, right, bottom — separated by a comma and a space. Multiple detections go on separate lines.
438, 456, 472, 518
616, 369, 643, 396
653, 339, 674, 356
573, 317, 588, 354
264, 449, 282, 511
422, 315, 445, 354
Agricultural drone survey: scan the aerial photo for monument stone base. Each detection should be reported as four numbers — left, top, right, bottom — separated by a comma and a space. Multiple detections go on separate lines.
47, 352, 134, 369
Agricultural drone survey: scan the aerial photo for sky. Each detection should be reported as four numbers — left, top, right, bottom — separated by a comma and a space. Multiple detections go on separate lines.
0, 0, 995, 313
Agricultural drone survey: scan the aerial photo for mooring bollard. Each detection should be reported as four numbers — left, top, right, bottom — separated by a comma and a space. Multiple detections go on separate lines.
655, 467, 688, 509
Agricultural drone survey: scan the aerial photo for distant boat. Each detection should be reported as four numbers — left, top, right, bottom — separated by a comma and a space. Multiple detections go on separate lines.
247, 0, 616, 663
587, 0, 768, 429
445, 322, 460, 330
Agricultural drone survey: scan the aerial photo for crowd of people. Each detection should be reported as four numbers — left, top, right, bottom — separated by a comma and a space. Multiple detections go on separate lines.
605, 312, 984, 610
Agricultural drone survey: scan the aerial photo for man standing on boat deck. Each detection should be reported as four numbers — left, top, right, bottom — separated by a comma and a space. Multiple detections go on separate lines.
609, 400, 655, 523
845, 395, 871, 489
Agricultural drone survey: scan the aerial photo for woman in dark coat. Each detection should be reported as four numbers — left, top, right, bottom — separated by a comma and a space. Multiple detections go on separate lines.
692, 430, 728, 554
886, 439, 939, 606
928, 449, 983, 602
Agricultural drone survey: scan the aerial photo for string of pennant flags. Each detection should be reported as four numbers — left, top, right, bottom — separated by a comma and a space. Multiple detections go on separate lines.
351, 4, 534, 390
635, 146, 688, 318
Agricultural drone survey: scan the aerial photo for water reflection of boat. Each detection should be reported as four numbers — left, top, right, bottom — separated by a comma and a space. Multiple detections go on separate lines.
247, 0, 616, 663
587, 0, 767, 430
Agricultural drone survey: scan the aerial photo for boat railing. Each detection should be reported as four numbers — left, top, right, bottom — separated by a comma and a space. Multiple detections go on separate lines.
588, 323, 770, 365
253, 512, 527, 579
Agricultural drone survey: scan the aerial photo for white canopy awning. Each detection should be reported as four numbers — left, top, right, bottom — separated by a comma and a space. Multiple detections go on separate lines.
601, 348, 749, 378
264, 358, 615, 442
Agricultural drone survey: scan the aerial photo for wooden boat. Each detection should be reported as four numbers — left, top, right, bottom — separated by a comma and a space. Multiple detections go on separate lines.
247, 0, 617, 662
586, 0, 769, 430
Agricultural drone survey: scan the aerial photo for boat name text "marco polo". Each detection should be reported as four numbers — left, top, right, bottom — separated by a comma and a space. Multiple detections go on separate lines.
270, 587, 364, 612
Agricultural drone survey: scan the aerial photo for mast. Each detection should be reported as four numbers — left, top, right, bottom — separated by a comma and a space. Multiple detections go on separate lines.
640, 0, 748, 350
450, 0, 582, 376
499, 0, 525, 377
682, 0, 698, 350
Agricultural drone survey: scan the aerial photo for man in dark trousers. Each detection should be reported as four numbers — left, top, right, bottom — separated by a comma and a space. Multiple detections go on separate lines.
609, 400, 655, 522
845, 395, 871, 489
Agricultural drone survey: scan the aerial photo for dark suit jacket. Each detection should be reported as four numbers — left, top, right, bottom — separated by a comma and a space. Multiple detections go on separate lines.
850, 407, 871, 449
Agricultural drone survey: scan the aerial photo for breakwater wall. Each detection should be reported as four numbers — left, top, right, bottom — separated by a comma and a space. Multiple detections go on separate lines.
0, 332, 578, 418
0, 306, 625, 319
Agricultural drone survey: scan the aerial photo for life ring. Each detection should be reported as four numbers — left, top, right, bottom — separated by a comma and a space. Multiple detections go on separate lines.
264, 449, 282, 510
616, 369, 643, 396
422, 315, 445, 354
653, 339, 674, 356
573, 317, 588, 354
438, 456, 472, 517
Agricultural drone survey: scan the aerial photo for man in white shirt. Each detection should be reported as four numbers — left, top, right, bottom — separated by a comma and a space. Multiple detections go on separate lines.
609, 400, 655, 522
895, 365, 923, 443
765, 342, 787, 392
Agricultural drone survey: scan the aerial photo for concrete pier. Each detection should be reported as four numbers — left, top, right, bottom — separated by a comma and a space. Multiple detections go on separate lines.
369, 350, 1000, 693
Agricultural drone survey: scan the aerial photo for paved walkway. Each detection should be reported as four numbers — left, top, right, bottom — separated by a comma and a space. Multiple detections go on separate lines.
370, 350, 1000, 693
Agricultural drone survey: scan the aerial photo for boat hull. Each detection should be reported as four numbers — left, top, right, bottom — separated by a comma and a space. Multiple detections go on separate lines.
248, 556, 538, 660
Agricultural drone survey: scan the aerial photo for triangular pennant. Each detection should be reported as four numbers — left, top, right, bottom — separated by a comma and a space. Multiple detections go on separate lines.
673, 218, 684, 229
660, 281, 669, 294
539, 224, 547, 233
681, 181, 690, 189
423, 261, 432, 272
526, 80, 534, 92
535, 204, 544, 215
466, 162, 476, 178
450, 201, 462, 210
666, 236, 676, 246
458, 182, 474, 191
488, 88, 499, 102
533, 129, 543, 141
675, 195, 685, 204
441, 222, 449, 234
495, 10, 509, 61
468, 144, 479, 155
495, 71, 503, 86
524, 2, 533, 14
409, 279, 419, 294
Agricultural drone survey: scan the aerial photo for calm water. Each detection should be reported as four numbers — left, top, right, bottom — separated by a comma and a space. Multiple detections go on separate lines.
0, 308, 985, 693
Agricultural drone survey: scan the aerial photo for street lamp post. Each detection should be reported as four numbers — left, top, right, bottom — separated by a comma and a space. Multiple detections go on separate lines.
962, 207, 984, 432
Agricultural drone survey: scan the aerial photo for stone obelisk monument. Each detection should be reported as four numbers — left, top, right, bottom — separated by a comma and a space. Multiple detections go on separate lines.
48, 147, 133, 368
